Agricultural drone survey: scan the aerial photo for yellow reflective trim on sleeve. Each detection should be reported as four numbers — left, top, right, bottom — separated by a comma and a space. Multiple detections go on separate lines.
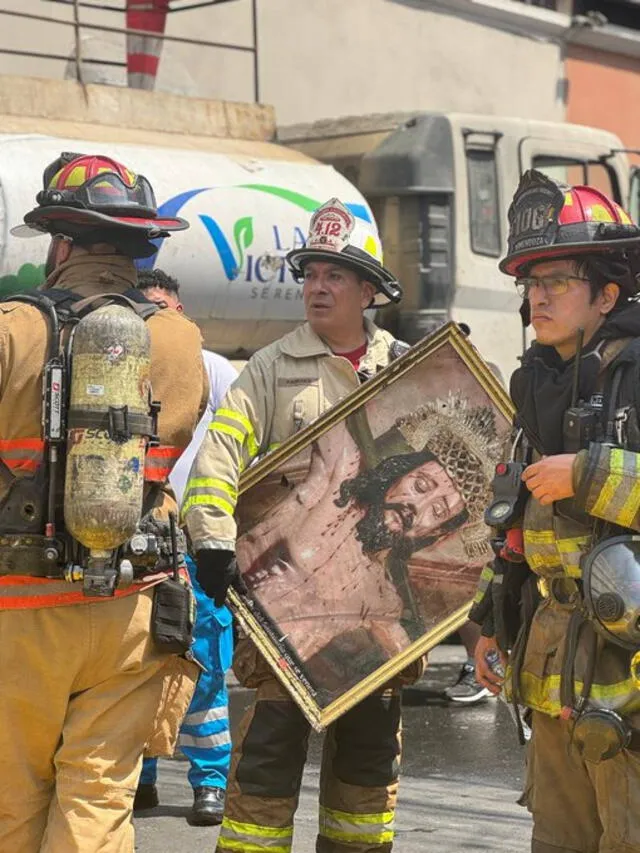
181, 493, 235, 517
245, 432, 259, 460
473, 564, 495, 603
210, 418, 259, 460
267, 442, 281, 452
479, 565, 494, 583
185, 477, 237, 500
617, 452, 640, 528
216, 408, 254, 437
592, 447, 625, 517
210, 421, 245, 444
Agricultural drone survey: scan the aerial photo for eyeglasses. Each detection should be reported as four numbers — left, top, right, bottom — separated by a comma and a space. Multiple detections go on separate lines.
514, 276, 590, 299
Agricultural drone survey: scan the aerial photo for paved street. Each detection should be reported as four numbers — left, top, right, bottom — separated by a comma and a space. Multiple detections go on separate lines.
134, 646, 532, 852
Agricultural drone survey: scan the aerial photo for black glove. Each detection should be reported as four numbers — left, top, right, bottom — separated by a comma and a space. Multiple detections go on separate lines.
195, 549, 247, 608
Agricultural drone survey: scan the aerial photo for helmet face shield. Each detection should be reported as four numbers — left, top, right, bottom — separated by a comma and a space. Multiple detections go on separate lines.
83, 173, 157, 216
40, 172, 157, 218
583, 535, 640, 650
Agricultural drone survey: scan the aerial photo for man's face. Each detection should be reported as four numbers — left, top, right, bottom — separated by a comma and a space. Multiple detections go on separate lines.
141, 285, 182, 311
302, 261, 374, 340
382, 459, 465, 541
525, 259, 617, 356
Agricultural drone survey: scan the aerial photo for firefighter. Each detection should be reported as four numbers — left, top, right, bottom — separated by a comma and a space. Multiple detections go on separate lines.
184, 198, 417, 853
0, 153, 207, 851
472, 169, 640, 853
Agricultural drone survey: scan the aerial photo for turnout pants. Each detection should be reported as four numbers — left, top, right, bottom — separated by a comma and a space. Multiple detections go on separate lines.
0, 590, 169, 853
141, 558, 233, 790
527, 711, 640, 853
217, 641, 401, 853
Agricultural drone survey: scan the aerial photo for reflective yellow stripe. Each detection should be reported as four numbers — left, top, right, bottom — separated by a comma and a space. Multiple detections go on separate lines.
524, 530, 556, 545
246, 433, 259, 459
218, 843, 290, 853
185, 476, 237, 500
182, 493, 235, 516
473, 564, 494, 603
618, 452, 640, 527
592, 447, 625, 517
218, 818, 292, 853
210, 419, 258, 459
527, 553, 561, 570
518, 672, 562, 715
267, 442, 281, 452
479, 565, 494, 582
518, 671, 640, 717
321, 807, 394, 826
557, 536, 589, 554
217, 408, 254, 436
321, 827, 394, 845
319, 806, 394, 845
210, 421, 245, 443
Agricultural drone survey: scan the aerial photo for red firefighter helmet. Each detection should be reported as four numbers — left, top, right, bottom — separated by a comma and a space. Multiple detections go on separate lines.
500, 170, 640, 277
12, 152, 188, 241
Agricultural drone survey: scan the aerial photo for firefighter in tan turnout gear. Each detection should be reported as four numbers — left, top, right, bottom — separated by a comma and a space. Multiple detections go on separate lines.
472, 170, 640, 852
185, 199, 412, 853
0, 153, 207, 851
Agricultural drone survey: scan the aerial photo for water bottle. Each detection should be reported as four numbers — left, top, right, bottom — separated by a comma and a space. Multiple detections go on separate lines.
485, 648, 505, 679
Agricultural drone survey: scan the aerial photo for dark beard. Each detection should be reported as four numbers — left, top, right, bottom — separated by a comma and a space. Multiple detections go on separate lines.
354, 502, 405, 553
355, 503, 469, 559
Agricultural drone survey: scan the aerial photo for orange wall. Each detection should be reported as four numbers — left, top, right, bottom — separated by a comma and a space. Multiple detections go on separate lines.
566, 45, 640, 161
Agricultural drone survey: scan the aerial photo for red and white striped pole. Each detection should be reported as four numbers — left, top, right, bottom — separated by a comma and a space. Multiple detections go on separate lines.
125, 0, 170, 90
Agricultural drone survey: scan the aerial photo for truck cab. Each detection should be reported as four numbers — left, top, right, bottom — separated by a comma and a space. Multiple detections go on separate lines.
281, 113, 630, 379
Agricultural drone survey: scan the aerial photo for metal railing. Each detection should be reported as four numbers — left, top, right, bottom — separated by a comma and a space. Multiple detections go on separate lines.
0, 0, 260, 101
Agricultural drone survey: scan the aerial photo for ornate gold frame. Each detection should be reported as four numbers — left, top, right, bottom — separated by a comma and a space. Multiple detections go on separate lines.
229, 323, 514, 730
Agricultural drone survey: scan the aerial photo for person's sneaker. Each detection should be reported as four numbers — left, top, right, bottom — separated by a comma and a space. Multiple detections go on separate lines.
187, 786, 225, 827
133, 783, 159, 812
445, 661, 492, 704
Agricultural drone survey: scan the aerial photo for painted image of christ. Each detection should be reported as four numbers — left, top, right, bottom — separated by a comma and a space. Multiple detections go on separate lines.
236, 393, 500, 695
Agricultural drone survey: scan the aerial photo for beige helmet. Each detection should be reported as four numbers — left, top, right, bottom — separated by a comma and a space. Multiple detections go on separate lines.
286, 198, 402, 306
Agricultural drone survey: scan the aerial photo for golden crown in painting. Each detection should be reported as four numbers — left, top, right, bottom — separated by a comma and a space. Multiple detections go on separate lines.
395, 392, 502, 522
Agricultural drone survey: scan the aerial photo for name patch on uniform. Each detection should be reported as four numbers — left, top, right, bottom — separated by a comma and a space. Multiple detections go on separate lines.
277, 378, 318, 387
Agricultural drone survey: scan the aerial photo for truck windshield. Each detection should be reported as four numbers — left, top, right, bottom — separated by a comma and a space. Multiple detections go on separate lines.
533, 155, 619, 202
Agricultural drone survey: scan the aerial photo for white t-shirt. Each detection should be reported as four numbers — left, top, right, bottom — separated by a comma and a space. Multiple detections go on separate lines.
169, 350, 238, 506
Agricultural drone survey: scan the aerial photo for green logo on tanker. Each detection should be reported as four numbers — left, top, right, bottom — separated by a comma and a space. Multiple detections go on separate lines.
0, 263, 45, 296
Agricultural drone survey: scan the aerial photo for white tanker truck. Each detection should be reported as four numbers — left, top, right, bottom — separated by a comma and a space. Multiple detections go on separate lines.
1, 113, 636, 379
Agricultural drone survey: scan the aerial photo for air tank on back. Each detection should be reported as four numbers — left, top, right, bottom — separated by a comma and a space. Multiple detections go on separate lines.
64, 304, 151, 582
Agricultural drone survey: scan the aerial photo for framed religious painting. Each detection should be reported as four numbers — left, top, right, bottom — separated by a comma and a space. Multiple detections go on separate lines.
228, 322, 514, 730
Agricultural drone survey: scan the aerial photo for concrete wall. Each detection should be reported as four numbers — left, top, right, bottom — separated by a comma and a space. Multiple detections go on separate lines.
258, 0, 566, 124
0, 0, 566, 124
